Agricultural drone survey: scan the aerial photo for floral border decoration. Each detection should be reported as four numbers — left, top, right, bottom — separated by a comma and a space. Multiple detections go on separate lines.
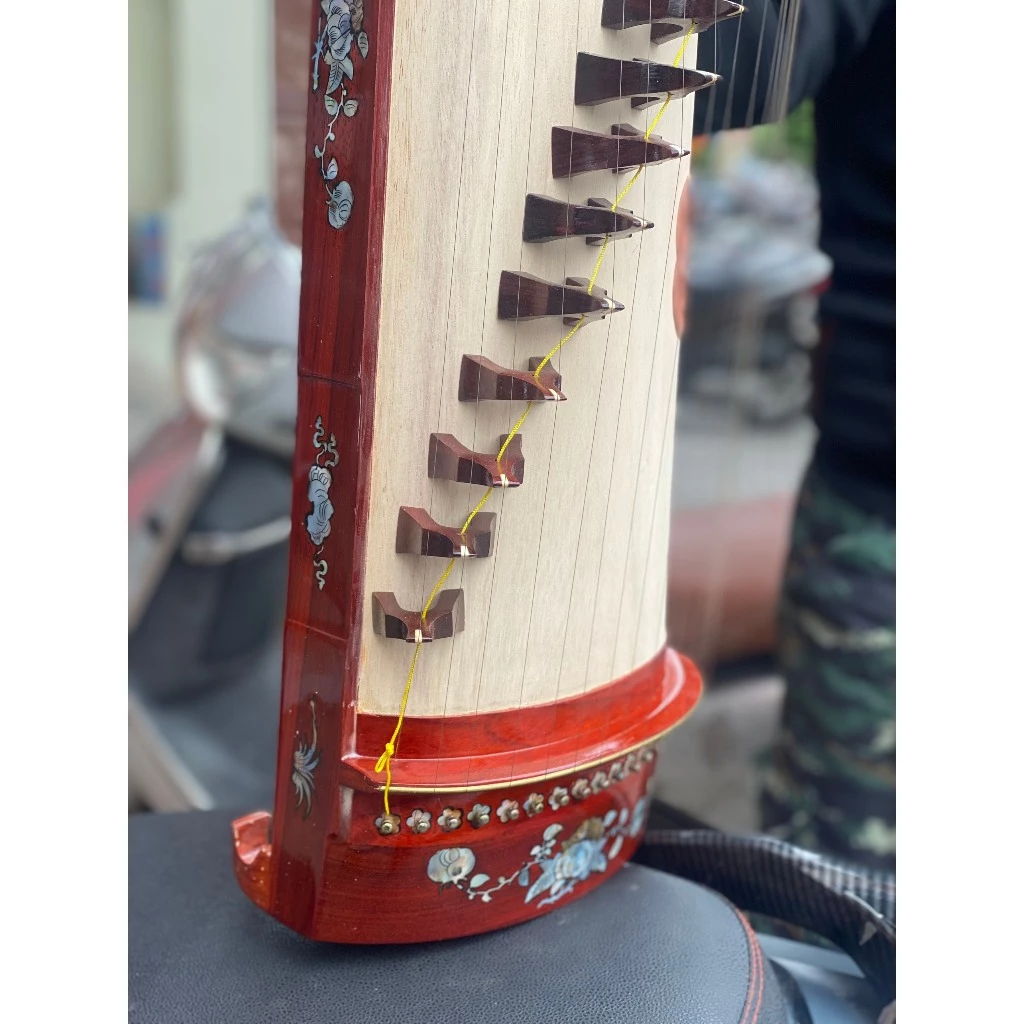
311, 1, 368, 229
426, 796, 649, 908
307, 416, 338, 589
374, 749, 657, 837
292, 697, 321, 818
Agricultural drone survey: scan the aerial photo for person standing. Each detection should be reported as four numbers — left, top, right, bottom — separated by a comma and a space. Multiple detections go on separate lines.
678, 0, 896, 870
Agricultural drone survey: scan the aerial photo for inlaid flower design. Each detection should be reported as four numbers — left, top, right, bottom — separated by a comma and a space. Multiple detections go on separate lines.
291, 698, 320, 818
570, 778, 592, 801
496, 799, 520, 823
523, 793, 545, 817
467, 803, 491, 828
427, 847, 476, 886
307, 416, 339, 589
549, 787, 570, 810
375, 812, 400, 836
306, 466, 334, 546
310, 1, 370, 230
406, 809, 431, 834
525, 821, 609, 906
438, 807, 463, 832
426, 795, 650, 908
326, 0, 353, 63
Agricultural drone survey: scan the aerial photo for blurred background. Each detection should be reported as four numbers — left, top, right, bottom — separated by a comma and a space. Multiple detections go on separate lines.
128, 1, 829, 830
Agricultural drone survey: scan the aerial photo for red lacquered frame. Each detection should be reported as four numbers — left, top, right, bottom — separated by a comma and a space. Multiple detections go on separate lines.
231, 0, 702, 944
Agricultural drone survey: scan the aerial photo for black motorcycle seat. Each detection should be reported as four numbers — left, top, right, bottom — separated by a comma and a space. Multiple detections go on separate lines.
129, 809, 789, 1024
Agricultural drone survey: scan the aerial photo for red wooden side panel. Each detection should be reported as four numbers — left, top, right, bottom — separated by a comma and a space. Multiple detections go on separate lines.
268, 0, 397, 916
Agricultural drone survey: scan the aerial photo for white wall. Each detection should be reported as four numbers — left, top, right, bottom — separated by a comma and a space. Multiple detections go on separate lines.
163, 0, 275, 295
128, 0, 175, 212
129, 0, 275, 403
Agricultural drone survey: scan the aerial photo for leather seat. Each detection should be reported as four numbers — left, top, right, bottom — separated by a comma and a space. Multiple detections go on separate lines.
129, 810, 791, 1024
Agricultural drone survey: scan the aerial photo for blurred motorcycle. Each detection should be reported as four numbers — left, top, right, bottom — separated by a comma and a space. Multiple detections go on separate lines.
128, 200, 296, 812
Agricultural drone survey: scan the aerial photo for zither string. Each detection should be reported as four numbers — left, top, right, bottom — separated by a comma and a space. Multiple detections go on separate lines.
684, 0, 803, 673
473, 0, 583, 797
433, 0, 528, 799
375, 24, 697, 817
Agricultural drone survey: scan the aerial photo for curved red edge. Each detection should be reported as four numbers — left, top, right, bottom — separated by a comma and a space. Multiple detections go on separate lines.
232, 648, 702, 944
343, 646, 701, 790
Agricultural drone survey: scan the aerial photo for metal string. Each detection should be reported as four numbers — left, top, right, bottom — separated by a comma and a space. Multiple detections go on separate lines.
432, 0, 521, 801
688, 0, 804, 676
418, 0, 481, 720
503, 0, 588, 793
548, 20, 699, 783
375, 11, 696, 814
373, 2, 812, 815
627, 3, 753, 677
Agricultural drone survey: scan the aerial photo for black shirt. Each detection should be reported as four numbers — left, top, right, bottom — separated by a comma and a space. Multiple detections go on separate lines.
694, 1, 895, 522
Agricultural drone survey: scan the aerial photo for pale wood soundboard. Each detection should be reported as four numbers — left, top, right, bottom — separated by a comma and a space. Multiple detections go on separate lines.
358, 0, 697, 716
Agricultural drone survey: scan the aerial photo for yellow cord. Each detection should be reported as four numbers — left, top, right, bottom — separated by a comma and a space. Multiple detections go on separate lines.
374, 26, 695, 815
531, 315, 586, 381
645, 23, 695, 138
374, 642, 422, 815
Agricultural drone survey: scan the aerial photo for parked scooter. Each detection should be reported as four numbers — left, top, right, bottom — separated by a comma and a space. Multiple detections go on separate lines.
129, 201, 296, 812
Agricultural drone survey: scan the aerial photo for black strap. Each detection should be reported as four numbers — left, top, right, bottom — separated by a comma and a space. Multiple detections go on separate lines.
635, 829, 895, 1005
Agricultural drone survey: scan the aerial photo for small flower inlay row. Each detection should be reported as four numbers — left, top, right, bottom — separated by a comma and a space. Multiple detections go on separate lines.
373, 748, 655, 836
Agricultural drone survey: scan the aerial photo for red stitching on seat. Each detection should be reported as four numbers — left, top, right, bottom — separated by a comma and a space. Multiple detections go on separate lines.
733, 908, 765, 1024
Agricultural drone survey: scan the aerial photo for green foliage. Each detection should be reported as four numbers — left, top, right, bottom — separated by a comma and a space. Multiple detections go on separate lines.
752, 100, 816, 166
691, 140, 714, 174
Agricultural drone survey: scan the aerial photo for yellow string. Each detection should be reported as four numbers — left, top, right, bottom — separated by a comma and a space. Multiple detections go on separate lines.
646, 22, 695, 136
420, 555, 457, 621
374, 26, 695, 815
531, 315, 586, 380
373, 642, 422, 815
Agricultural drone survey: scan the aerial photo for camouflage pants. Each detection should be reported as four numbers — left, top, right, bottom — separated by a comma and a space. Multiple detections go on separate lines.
759, 464, 896, 872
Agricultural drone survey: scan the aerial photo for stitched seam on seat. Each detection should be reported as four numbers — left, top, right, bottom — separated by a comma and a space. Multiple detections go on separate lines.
733, 908, 765, 1024
743, 914, 764, 1024
690, 885, 768, 1024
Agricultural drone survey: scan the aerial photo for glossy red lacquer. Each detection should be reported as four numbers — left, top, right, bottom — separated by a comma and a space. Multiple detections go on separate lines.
232, 0, 703, 944
235, 748, 667, 945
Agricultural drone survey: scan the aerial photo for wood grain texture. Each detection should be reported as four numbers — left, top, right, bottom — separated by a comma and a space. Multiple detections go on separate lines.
574, 52, 719, 107
372, 589, 465, 642
359, 0, 699, 716
601, 0, 745, 38
396, 505, 496, 558
551, 123, 684, 178
260, 1, 398, 937
459, 354, 565, 403
497, 270, 624, 322
234, 0, 713, 950
522, 194, 653, 244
